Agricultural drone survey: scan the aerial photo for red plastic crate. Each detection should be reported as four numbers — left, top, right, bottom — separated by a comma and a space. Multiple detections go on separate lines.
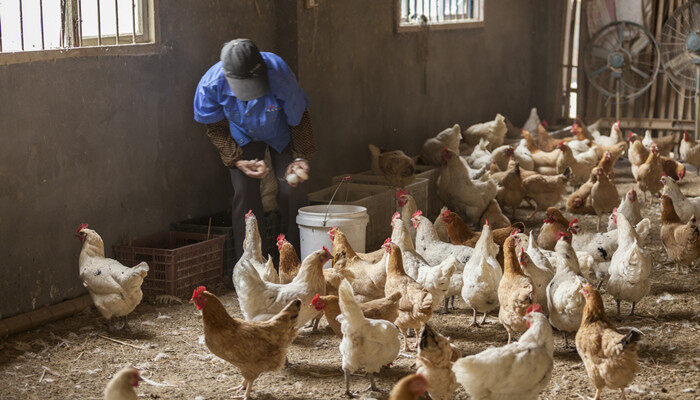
114, 231, 225, 299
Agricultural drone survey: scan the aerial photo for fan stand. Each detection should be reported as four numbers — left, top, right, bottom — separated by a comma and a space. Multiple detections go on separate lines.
609, 52, 625, 122
690, 31, 700, 141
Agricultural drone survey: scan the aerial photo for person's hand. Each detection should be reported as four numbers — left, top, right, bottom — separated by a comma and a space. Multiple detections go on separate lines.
286, 159, 310, 177
285, 159, 310, 187
235, 159, 270, 179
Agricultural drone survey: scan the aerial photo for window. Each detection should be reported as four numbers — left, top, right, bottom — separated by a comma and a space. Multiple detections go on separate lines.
560, 0, 583, 119
397, 0, 484, 32
0, 0, 157, 62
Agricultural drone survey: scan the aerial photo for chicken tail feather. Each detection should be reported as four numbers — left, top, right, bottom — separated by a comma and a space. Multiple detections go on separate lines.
619, 328, 642, 348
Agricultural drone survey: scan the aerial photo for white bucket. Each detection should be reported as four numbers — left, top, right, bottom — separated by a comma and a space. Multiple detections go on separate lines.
296, 204, 369, 268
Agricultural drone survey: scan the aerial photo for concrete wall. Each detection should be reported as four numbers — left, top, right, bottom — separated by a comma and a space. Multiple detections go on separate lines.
0, 0, 562, 319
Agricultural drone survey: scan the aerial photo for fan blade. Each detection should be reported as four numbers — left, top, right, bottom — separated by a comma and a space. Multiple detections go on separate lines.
590, 45, 610, 59
618, 23, 624, 45
666, 52, 690, 71
630, 65, 650, 80
630, 35, 650, 55
590, 65, 608, 78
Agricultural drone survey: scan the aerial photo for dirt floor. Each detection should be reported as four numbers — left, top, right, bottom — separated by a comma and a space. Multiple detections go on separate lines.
1, 162, 699, 400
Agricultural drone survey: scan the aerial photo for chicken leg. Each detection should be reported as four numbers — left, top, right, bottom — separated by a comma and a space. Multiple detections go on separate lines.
366, 373, 381, 392
443, 297, 450, 314
620, 388, 627, 400
616, 300, 621, 319
628, 302, 636, 316
480, 312, 488, 325
468, 309, 479, 327
344, 369, 355, 398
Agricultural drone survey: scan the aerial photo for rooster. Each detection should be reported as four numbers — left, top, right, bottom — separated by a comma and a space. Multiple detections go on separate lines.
76, 224, 149, 331
191, 287, 300, 400
103, 366, 143, 400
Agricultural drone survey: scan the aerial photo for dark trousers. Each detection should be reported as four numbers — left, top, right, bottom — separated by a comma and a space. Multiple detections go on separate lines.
230, 141, 308, 261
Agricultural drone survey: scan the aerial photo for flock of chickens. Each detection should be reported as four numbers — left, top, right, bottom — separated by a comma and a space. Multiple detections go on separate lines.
74, 111, 700, 400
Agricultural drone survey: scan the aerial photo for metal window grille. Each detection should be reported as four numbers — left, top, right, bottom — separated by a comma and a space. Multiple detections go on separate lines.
0, 0, 151, 53
400, 0, 483, 25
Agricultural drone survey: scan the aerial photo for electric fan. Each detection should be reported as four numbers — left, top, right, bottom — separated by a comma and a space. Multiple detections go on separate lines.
583, 21, 660, 121
659, 0, 700, 139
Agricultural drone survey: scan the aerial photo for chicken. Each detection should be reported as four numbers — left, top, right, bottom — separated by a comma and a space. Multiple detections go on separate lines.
595, 151, 616, 182
337, 279, 401, 395
467, 138, 495, 170
557, 142, 597, 185
479, 199, 512, 229
517, 246, 554, 315
103, 366, 143, 400
536, 122, 566, 152
494, 162, 525, 216
191, 287, 300, 400
547, 233, 587, 347
384, 241, 434, 351
642, 129, 675, 157
452, 304, 554, 400
635, 144, 663, 201
397, 188, 419, 241
576, 284, 642, 400
310, 292, 402, 337
530, 145, 562, 175
388, 374, 429, 400
416, 324, 460, 400
498, 235, 534, 343
442, 210, 521, 266
233, 211, 278, 286
523, 107, 541, 134
369, 144, 416, 188
592, 121, 624, 147
592, 141, 627, 165
329, 227, 387, 302
413, 211, 473, 266
276, 234, 300, 284
679, 131, 700, 174
490, 145, 515, 171
526, 231, 555, 275
607, 189, 642, 231
461, 222, 503, 327
233, 248, 329, 325
627, 133, 648, 180
536, 207, 570, 250
433, 207, 451, 243
660, 195, 700, 272
463, 113, 507, 149
606, 212, 652, 317
76, 224, 149, 330
422, 124, 461, 166
513, 136, 536, 171
522, 168, 572, 219
660, 156, 686, 182
566, 171, 597, 214
438, 147, 497, 223
661, 176, 700, 222
590, 168, 619, 230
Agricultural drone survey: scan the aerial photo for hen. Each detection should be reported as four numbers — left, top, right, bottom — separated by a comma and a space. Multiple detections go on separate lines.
547, 233, 587, 347
557, 142, 597, 185
566, 171, 597, 214
494, 161, 525, 216
369, 144, 416, 188
576, 284, 642, 400
498, 235, 534, 343
329, 227, 387, 302
433, 207, 452, 243
311, 291, 402, 337
422, 124, 461, 166
103, 366, 142, 400
413, 211, 473, 266
337, 279, 401, 395
233, 211, 278, 286
607, 212, 652, 317
592, 121, 625, 147
479, 199, 512, 229
607, 189, 642, 231
76, 224, 149, 330
661, 175, 700, 222
416, 324, 460, 400
517, 246, 554, 315
461, 222, 503, 327
660, 195, 700, 272
635, 144, 663, 202
397, 188, 419, 241
522, 168, 572, 219
388, 374, 429, 400
191, 287, 300, 400
463, 113, 507, 149
627, 133, 648, 180
277, 234, 300, 284
452, 304, 553, 400
642, 129, 675, 157
233, 248, 329, 325
590, 168, 619, 230
679, 131, 700, 174
536, 207, 570, 250
438, 147, 497, 223
467, 138, 496, 170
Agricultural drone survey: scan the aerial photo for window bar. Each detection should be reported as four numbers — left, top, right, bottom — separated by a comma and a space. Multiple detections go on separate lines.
131, 0, 136, 43
0, 14, 3, 52
97, 0, 102, 45
78, 0, 83, 46
19, 0, 25, 50
114, 0, 119, 44
413, 0, 417, 20
39, 0, 45, 49
442, 0, 445, 22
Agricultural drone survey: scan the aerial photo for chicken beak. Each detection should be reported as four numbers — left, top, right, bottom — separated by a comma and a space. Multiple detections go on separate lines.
188, 299, 194, 304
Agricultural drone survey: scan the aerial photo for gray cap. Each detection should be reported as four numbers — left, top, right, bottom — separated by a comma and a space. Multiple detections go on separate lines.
220, 39, 269, 101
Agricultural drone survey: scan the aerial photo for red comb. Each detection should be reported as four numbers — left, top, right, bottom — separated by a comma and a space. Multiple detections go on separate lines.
245, 210, 254, 218
322, 246, 331, 255
277, 233, 286, 243
383, 238, 392, 245
510, 227, 520, 237
341, 176, 352, 182
311, 293, 320, 305
412, 210, 423, 219
526, 303, 543, 314
191, 286, 206, 300
485, 218, 489, 226
392, 212, 401, 220
396, 189, 409, 199
76, 223, 89, 233
680, 169, 686, 179
558, 140, 565, 146
568, 218, 578, 227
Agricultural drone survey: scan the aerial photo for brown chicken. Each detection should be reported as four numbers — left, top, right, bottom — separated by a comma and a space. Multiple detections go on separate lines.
660, 157, 686, 182
498, 235, 534, 344
310, 292, 402, 337
369, 144, 416, 188
384, 241, 433, 351
595, 151, 615, 182
573, 119, 596, 142
479, 199, 512, 229
329, 227, 385, 302
635, 143, 663, 201
388, 374, 429, 400
521, 129, 541, 153
416, 324, 461, 400
190, 287, 300, 400
276, 234, 300, 284
537, 207, 570, 250
629, 134, 684, 181
592, 142, 627, 164
660, 195, 700, 272
522, 167, 572, 219
103, 366, 143, 400
680, 131, 700, 174
576, 284, 641, 400
590, 168, 619, 230
536, 122, 579, 152
495, 162, 525, 216
566, 171, 597, 214
442, 210, 522, 266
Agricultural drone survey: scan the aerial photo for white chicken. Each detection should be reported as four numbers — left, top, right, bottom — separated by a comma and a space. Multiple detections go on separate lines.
513, 138, 536, 171
522, 108, 541, 134
438, 148, 497, 223
466, 138, 494, 170
606, 213, 652, 318
233, 211, 278, 286
567, 138, 593, 157
463, 113, 508, 150
421, 124, 461, 166
641, 129, 655, 150
103, 366, 143, 400
452, 304, 553, 400
546, 234, 587, 348
337, 279, 401, 395
76, 224, 149, 330
518, 242, 554, 315
661, 175, 700, 222
233, 248, 329, 326
607, 188, 643, 231
412, 211, 473, 266
592, 121, 624, 147
461, 223, 502, 326
396, 189, 418, 241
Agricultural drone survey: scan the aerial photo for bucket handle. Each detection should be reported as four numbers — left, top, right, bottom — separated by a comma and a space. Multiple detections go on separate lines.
323, 176, 352, 226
